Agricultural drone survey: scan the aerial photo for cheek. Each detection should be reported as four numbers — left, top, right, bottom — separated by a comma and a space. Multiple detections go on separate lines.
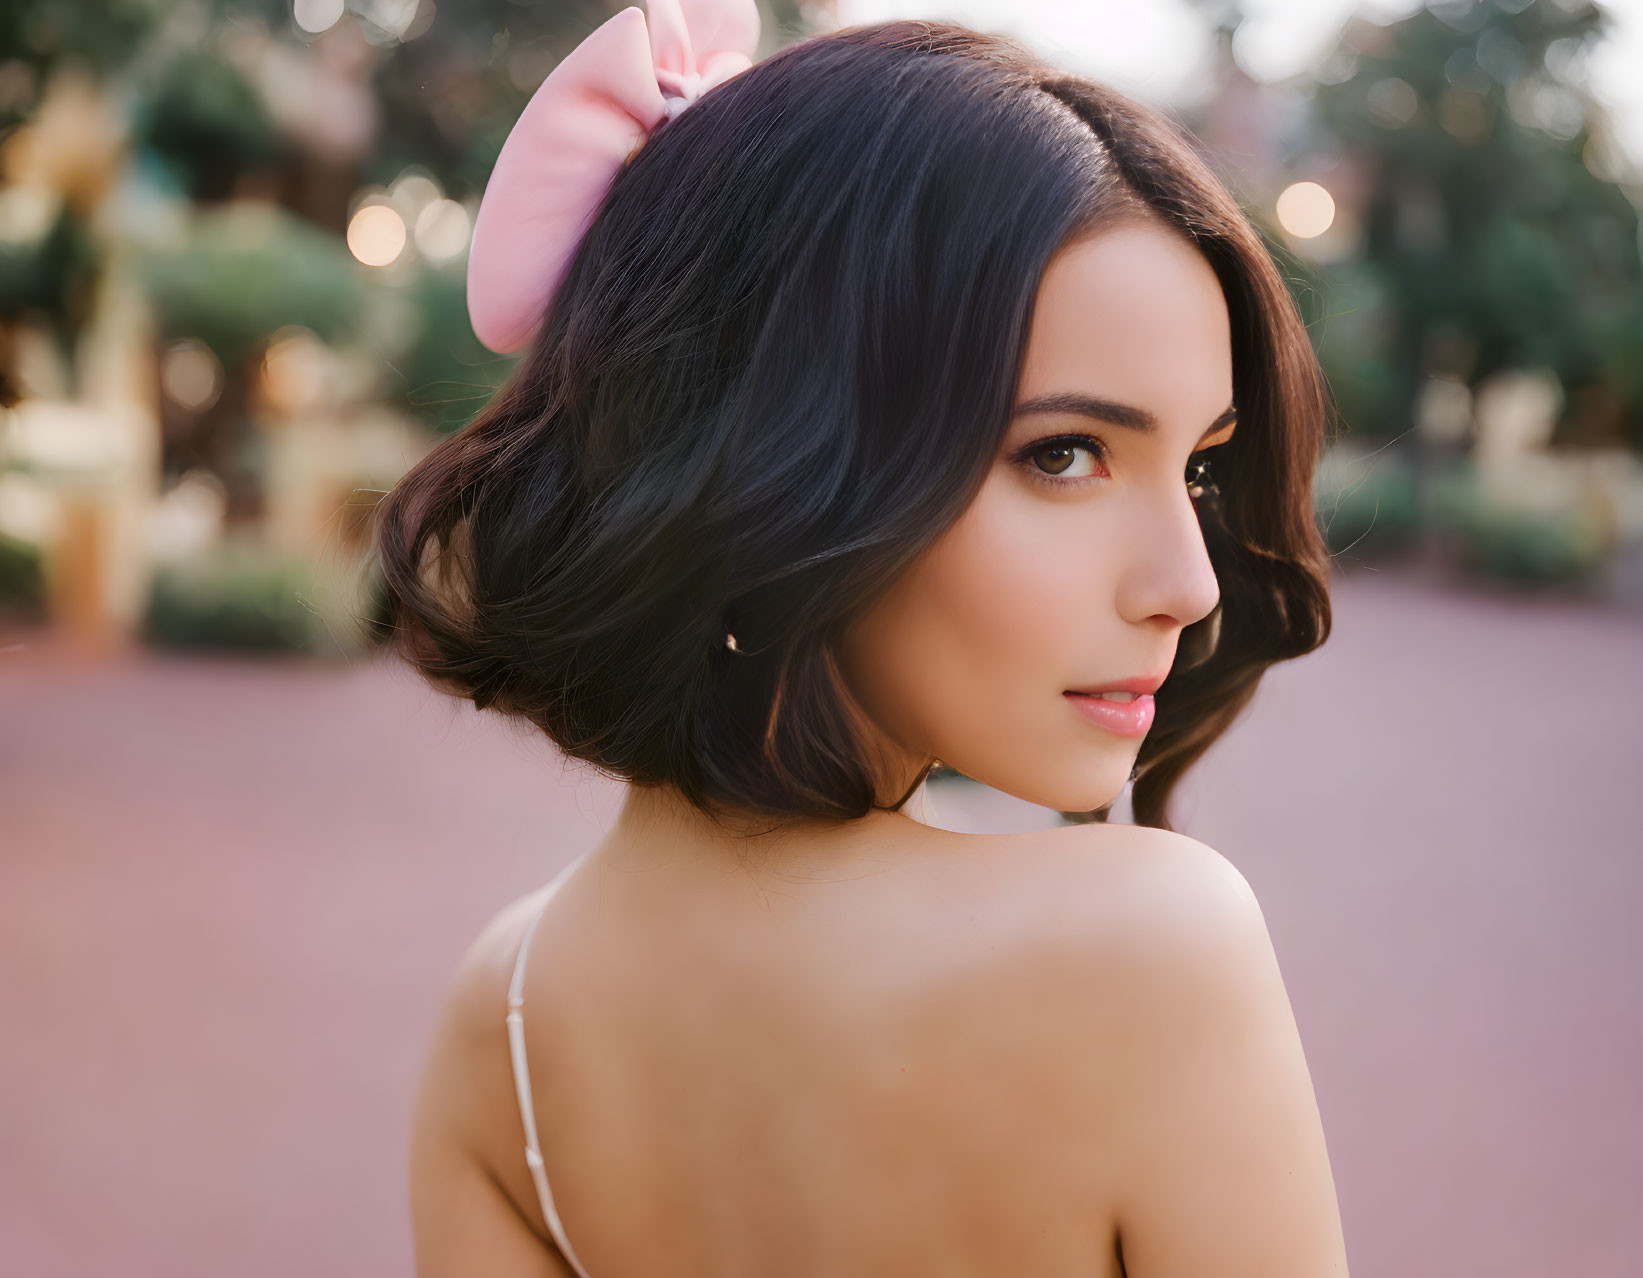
840, 475, 1107, 752
925, 481, 1097, 664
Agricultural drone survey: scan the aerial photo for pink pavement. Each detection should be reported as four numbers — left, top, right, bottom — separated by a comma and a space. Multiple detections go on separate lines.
1, 565, 1638, 1278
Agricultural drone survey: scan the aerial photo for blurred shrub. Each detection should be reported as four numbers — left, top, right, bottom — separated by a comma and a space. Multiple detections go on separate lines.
1299, 1, 1643, 452
142, 546, 325, 653
139, 50, 276, 202
1433, 468, 1607, 584
0, 203, 98, 329
1290, 261, 1406, 447
1313, 447, 1421, 560
392, 263, 514, 433
0, 0, 156, 120
357, 562, 395, 649
143, 205, 362, 367
0, 530, 46, 618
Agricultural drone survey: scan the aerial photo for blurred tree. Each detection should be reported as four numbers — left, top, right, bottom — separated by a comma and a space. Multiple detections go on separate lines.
0, 0, 160, 129
144, 203, 362, 517
1, 1, 811, 434
0, 203, 99, 362
392, 262, 513, 434
1298, 0, 1643, 452
140, 49, 278, 202
144, 203, 360, 365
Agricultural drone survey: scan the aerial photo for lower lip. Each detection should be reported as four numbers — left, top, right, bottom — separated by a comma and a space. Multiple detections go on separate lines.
1064, 691, 1156, 738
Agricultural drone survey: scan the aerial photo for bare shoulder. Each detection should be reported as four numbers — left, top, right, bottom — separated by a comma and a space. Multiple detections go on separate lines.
1052, 817, 1255, 896
445, 885, 557, 1020
408, 885, 551, 1100
413, 879, 564, 1145
1011, 820, 1294, 1093
989, 820, 1265, 966
1002, 821, 1350, 1277
407, 884, 574, 1278
977, 820, 1282, 1074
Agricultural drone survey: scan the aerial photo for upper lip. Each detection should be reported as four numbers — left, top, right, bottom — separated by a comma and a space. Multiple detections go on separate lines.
1066, 670, 1169, 696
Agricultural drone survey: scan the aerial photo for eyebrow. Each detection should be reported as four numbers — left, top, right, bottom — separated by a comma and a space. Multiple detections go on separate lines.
1012, 392, 1237, 439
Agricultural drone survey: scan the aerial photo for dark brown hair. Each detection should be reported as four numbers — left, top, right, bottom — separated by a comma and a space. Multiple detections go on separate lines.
371, 21, 1333, 830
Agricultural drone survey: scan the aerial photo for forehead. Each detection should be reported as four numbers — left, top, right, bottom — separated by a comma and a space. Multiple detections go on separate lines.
1018, 219, 1233, 418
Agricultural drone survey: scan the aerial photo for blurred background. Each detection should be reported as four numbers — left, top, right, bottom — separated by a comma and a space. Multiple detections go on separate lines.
1, 1, 1638, 1275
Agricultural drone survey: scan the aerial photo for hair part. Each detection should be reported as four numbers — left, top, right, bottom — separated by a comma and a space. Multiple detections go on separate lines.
372, 20, 1334, 832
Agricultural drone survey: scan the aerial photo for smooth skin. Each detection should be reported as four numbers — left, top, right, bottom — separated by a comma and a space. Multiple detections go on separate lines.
409, 218, 1351, 1277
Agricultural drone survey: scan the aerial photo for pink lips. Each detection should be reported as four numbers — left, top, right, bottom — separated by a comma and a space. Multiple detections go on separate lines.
1064, 690, 1156, 738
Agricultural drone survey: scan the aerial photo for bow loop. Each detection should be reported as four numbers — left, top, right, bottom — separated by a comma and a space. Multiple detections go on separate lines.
466, 0, 760, 355
646, 0, 696, 81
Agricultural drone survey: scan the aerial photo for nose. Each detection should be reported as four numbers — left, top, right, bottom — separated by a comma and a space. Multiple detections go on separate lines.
1114, 485, 1221, 630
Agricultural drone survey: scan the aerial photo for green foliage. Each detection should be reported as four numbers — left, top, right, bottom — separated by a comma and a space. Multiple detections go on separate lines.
364, 0, 811, 200
139, 50, 277, 201
1313, 447, 1422, 560
142, 546, 326, 652
143, 205, 362, 366
0, 530, 47, 617
1432, 464, 1607, 583
0, 202, 98, 327
391, 262, 516, 432
1313, 447, 1610, 584
0, 0, 161, 126
1302, 0, 1643, 446
1302, 261, 1407, 439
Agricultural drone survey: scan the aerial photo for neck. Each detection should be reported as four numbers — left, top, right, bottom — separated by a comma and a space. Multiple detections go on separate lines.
594, 777, 941, 879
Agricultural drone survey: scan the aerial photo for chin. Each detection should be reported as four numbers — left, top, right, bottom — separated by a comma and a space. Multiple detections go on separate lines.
974, 754, 1132, 817
1041, 780, 1126, 816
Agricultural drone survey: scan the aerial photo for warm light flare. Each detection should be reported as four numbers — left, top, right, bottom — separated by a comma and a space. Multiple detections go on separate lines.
1275, 181, 1336, 239
347, 203, 407, 267
414, 198, 471, 260
293, 0, 344, 35
160, 340, 224, 413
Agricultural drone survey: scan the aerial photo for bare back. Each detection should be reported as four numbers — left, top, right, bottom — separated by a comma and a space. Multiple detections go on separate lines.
413, 815, 1348, 1278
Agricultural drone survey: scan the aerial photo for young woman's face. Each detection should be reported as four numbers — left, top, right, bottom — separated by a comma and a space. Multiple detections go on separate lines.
838, 217, 1237, 813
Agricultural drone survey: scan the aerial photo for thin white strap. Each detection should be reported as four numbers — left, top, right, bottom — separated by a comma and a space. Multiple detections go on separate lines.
506, 861, 595, 1278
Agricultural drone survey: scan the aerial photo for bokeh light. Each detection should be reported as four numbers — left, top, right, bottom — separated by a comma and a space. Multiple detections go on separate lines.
159, 339, 224, 413
260, 327, 332, 415
414, 198, 470, 260
357, 0, 431, 44
0, 185, 60, 243
389, 170, 441, 219
346, 203, 406, 267
292, 0, 344, 36
1366, 77, 1419, 128
1276, 181, 1337, 239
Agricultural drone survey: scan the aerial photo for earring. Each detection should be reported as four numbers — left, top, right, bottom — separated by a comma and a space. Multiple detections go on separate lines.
724, 627, 771, 657
1186, 457, 1219, 501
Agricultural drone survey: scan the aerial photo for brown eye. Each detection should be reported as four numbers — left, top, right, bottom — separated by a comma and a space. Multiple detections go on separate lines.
1018, 433, 1110, 482
1036, 444, 1075, 475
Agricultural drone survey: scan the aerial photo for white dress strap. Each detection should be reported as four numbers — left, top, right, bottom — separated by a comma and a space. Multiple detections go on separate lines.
506, 859, 595, 1278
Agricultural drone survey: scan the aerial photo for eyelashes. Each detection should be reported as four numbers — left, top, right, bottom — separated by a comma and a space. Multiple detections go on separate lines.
1010, 432, 1226, 495
1017, 434, 1109, 482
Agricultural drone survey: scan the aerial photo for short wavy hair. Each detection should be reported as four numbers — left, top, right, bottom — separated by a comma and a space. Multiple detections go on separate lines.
371, 21, 1334, 830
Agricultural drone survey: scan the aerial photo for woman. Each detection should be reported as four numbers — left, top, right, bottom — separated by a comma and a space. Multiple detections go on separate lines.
378, 5, 1348, 1275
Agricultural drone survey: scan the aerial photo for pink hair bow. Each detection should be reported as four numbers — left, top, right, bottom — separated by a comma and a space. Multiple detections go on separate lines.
466, 0, 762, 355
